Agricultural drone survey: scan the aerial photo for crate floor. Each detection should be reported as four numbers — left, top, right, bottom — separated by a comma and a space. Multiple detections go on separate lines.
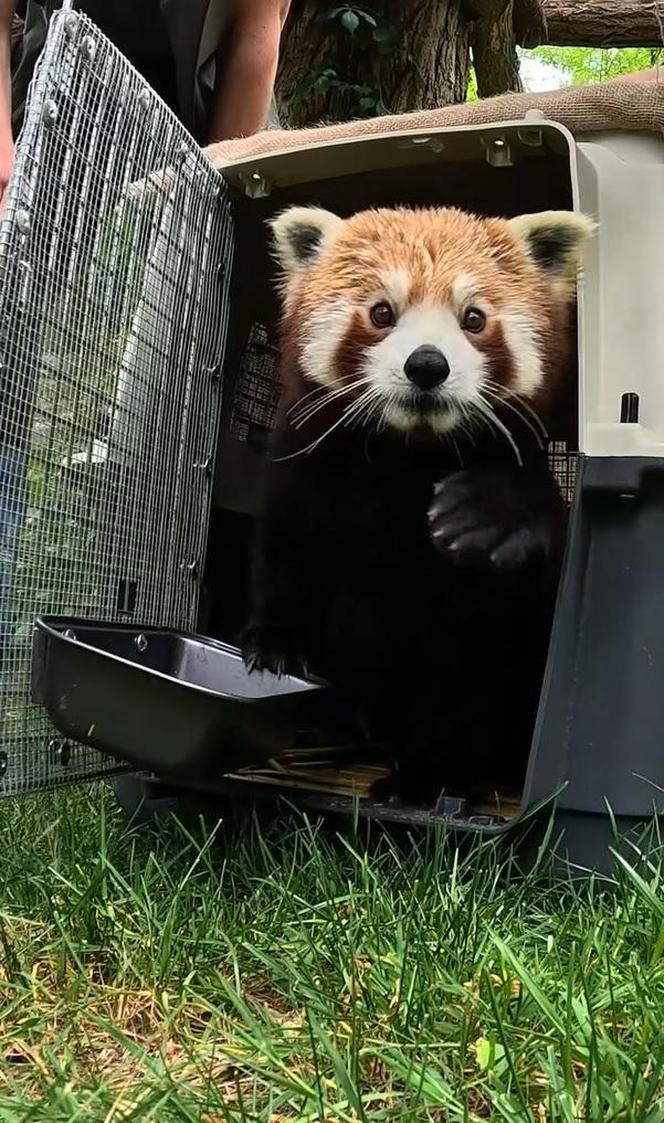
229, 749, 522, 824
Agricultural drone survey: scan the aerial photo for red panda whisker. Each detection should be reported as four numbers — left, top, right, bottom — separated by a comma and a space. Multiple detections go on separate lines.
450, 435, 465, 468
482, 380, 548, 439
343, 387, 383, 431
273, 408, 352, 461
287, 382, 331, 413
293, 388, 381, 456
290, 377, 374, 428
287, 376, 366, 421
472, 395, 524, 467
481, 387, 546, 450
456, 400, 480, 447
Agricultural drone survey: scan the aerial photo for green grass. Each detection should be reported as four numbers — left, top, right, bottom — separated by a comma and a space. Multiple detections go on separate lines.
1, 786, 664, 1121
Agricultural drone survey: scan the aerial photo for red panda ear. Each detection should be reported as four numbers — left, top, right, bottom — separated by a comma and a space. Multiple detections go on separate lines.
269, 206, 344, 277
507, 210, 596, 283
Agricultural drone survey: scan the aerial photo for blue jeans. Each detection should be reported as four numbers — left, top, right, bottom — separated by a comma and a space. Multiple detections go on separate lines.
0, 452, 26, 673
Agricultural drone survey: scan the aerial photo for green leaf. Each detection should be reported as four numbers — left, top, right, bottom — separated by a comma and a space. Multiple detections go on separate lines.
476, 1036, 506, 1073
341, 10, 360, 33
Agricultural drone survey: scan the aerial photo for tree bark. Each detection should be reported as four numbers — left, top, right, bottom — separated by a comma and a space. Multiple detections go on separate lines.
513, 0, 546, 46
538, 0, 664, 48
466, 0, 523, 97
275, 0, 662, 132
276, 0, 471, 129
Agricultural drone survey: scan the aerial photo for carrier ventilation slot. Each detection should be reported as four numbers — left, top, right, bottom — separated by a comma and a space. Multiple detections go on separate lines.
230, 322, 280, 444
620, 392, 640, 424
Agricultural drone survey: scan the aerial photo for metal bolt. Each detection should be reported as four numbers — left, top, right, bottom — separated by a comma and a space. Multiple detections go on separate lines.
64, 11, 79, 38
16, 209, 30, 235
80, 34, 96, 62
42, 100, 59, 126
49, 738, 71, 766
134, 633, 148, 653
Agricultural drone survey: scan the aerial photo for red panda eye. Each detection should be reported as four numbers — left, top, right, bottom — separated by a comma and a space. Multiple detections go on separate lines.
370, 301, 395, 329
462, 307, 486, 333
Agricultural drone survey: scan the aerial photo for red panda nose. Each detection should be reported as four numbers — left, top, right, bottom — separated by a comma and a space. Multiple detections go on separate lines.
404, 345, 450, 391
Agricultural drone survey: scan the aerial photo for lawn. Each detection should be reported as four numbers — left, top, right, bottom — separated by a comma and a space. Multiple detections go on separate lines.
1, 785, 664, 1121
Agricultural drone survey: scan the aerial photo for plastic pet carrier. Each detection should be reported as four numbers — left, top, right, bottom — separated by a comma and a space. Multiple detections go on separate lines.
2, 8, 664, 874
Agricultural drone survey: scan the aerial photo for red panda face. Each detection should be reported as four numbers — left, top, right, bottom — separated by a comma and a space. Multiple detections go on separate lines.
271, 205, 594, 437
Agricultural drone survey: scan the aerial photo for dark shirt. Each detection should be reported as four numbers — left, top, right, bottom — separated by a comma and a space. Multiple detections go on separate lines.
13, 0, 180, 135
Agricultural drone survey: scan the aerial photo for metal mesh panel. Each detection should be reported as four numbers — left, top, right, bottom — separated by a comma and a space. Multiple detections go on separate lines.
0, 11, 233, 794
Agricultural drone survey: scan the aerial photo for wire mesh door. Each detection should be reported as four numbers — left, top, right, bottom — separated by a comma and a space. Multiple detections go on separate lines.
0, 10, 233, 795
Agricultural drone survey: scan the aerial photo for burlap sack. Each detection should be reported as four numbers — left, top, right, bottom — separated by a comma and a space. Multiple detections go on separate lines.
204, 69, 664, 168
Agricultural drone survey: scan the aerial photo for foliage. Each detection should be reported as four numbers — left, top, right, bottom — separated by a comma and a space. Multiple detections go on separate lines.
292, 5, 399, 121
525, 45, 662, 86
3, 785, 664, 1119
294, 5, 663, 119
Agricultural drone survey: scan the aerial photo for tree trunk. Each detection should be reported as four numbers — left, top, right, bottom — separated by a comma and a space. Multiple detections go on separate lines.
466, 0, 523, 97
276, 0, 471, 129
538, 0, 664, 48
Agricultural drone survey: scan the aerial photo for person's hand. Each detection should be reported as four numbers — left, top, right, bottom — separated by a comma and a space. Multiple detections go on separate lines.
0, 126, 13, 213
620, 68, 661, 84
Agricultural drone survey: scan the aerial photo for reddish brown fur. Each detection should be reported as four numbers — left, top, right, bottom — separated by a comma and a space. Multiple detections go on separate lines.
279, 206, 577, 418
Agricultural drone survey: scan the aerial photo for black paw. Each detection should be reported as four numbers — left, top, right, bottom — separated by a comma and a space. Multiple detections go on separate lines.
428, 465, 564, 572
241, 621, 310, 679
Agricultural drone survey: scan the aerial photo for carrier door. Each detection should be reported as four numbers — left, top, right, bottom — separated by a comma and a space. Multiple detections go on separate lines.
0, 10, 234, 794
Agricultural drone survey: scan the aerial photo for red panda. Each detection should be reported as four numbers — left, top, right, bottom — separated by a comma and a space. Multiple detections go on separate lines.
244, 205, 594, 805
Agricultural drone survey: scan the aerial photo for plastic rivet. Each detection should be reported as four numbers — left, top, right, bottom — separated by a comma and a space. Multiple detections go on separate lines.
243, 171, 272, 199
16, 209, 31, 235
134, 633, 148, 653
42, 100, 59, 126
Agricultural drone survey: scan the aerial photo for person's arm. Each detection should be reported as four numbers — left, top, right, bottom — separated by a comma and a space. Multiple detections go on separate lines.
620, 67, 660, 83
207, 0, 290, 143
0, 0, 16, 207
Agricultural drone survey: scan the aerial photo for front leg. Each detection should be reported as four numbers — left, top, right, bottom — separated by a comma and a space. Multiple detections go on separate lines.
242, 419, 335, 677
242, 487, 317, 677
428, 459, 566, 571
